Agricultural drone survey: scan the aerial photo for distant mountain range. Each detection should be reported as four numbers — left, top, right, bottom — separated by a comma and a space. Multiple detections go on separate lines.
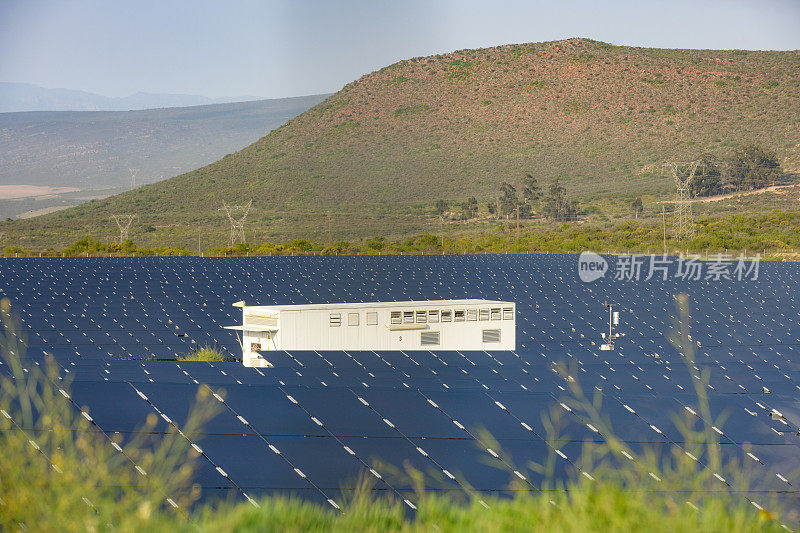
0, 94, 328, 219
0, 82, 266, 112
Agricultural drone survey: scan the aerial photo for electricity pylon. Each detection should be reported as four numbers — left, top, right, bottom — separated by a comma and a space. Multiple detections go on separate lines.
664, 161, 700, 241
128, 168, 139, 190
219, 200, 252, 247
111, 215, 137, 243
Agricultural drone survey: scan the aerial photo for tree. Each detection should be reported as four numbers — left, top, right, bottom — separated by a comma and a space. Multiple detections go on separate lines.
520, 173, 542, 218
366, 236, 386, 250
435, 199, 448, 216
499, 182, 518, 217
522, 173, 541, 203
690, 154, 724, 197
543, 177, 578, 222
517, 202, 531, 219
486, 200, 497, 217
461, 196, 478, 220
726, 144, 782, 191
631, 197, 644, 219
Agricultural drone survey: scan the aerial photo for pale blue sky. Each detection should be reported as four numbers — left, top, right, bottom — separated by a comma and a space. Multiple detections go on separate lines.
1, 0, 798, 99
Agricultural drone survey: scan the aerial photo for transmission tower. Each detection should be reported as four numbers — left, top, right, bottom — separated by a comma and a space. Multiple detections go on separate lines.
111, 214, 137, 243
128, 168, 139, 190
219, 200, 252, 246
664, 161, 700, 241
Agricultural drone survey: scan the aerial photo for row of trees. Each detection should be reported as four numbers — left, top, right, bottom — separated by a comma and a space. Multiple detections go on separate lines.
487, 174, 542, 219
627, 144, 786, 217
436, 174, 579, 223
690, 144, 783, 197
15, 210, 799, 257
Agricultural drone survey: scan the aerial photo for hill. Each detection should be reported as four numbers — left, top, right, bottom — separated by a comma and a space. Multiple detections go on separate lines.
3, 38, 799, 249
0, 95, 328, 219
0, 82, 265, 112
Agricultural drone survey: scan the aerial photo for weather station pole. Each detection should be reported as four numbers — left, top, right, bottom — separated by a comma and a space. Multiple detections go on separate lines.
600, 301, 622, 351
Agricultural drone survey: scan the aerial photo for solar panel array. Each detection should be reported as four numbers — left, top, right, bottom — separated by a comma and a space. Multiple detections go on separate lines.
1, 255, 799, 515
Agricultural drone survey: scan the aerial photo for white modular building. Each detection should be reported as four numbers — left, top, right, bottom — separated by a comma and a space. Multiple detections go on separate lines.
225, 299, 516, 367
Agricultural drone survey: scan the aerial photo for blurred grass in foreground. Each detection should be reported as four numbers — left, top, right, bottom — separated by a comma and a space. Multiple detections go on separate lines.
0, 295, 792, 531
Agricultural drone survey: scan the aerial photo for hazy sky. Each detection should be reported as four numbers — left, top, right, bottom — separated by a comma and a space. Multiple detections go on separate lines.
1, 0, 798, 99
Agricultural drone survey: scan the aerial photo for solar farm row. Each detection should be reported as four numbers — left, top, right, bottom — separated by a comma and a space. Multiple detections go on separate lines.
1, 255, 798, 516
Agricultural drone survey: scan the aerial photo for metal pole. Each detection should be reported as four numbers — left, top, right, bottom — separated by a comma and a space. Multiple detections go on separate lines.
516, 205, 520, 239
661, 205, 666, 256
440, 216, 444, 253
328, 213, 332, 247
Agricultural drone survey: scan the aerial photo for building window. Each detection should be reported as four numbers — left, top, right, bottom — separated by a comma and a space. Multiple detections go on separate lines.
479, 308, 489, 321
403, 311, 414, 324
490, 308, 501, 320
421, 331, 440, 346
367, 312, 378, 325
348, 312, 359, 326
441, 310, 452, 322
483, 329, 501, 343
503, 308, 514, 320
390, 311, 401, 324
416, 310, 427, 323
330, 313, 341, 327
428, 310, 439, 323
454, 310, 465, 322
467, 309, 478, 321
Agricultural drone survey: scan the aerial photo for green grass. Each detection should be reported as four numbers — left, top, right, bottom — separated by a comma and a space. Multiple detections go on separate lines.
0, 293, 795, 530
393, 105, 430, 117
178, 345, 231, 362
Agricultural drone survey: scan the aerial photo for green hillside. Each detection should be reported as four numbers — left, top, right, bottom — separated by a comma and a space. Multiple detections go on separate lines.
3, 38, 799, 249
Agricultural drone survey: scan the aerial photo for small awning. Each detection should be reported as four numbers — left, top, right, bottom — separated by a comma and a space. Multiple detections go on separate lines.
224, 325, 279, 332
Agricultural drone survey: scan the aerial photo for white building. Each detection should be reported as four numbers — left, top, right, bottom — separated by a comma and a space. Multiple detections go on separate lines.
225, 299, 516, 367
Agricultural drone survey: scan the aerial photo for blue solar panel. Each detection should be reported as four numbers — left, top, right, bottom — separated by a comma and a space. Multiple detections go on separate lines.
195, 434, 320, 489
338, 435, 461, 491
69, 381, 166, 432
2, 254, 800, 515
220, 386, 329, 437
267, 435, 394, 490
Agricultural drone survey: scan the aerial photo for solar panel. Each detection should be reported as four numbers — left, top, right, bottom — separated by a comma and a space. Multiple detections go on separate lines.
2, 254, 800, 515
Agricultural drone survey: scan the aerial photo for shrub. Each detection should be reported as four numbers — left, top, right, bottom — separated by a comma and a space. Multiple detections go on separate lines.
179, 345, 229, 362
